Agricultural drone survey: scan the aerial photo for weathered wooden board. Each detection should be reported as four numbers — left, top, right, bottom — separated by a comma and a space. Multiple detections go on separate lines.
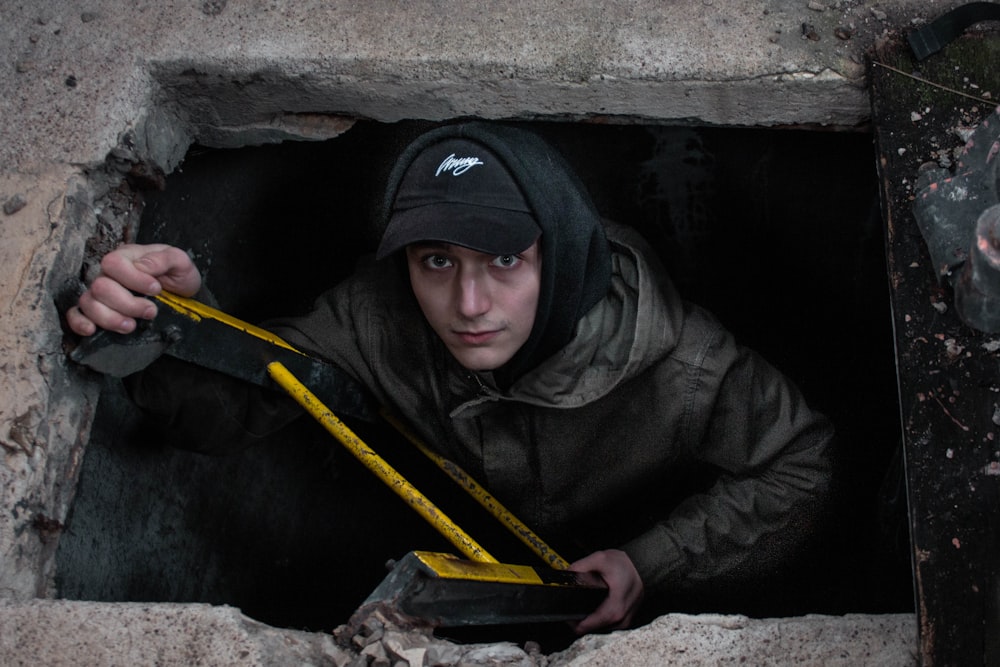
869, 32, 1000, 667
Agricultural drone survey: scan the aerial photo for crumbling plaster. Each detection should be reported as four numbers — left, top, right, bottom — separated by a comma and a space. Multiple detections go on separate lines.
0, 0, 948, 663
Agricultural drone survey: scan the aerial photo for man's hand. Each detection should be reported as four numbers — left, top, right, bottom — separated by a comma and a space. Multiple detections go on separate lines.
569, 549, 644, 635
66, 244, 202, 337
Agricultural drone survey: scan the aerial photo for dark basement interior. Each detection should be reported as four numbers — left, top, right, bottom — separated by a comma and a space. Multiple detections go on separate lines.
55, 119, 914, 638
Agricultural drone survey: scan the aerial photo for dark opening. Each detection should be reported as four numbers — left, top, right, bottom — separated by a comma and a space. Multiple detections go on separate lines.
56, 120, 912, 636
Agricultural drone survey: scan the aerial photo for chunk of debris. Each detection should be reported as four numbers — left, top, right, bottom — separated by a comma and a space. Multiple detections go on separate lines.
202, 0, 226, 15
944, 338, 964, 358
3, 194, 27, 215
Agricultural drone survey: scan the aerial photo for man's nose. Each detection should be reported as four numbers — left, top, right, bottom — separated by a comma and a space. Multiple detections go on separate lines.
456, 271, 490, 318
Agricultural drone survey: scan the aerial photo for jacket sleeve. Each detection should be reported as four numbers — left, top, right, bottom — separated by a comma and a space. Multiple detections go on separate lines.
121, 268, 381, 455
123, 354, 304, 454
620, 323, 834, 594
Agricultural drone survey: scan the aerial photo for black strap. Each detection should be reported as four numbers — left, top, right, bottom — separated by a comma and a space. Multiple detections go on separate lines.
908, 2, 1000, 60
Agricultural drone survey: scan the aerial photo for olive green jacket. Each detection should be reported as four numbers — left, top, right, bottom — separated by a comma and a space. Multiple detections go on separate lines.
132, 221, 831, 594
239, 220, 834, 595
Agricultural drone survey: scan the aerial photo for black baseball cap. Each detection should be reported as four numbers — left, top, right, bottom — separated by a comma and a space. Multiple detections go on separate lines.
376, 138, 541, 259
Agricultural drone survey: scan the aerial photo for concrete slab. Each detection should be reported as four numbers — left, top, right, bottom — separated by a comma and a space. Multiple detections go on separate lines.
0, 0, 972, 175
550, 612, 919, 666
0, 599, 349, 666
0, 599, 917, 667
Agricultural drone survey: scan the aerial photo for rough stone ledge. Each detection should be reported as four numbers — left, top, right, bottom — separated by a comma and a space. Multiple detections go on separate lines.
0, 599, 917, 666
0, 0, 976, 173
0, 600, 345, 667
550, 612, 919, 667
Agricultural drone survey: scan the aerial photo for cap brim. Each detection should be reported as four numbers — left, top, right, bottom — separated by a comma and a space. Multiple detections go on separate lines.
377, 202, 540, 259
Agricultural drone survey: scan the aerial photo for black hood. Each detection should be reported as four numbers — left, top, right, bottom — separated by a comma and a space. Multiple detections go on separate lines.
380, 122, 613, 382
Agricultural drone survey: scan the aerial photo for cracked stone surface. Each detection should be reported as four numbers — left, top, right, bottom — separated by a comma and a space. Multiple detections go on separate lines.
0, 0, 957, 174
0, 0, 959, 663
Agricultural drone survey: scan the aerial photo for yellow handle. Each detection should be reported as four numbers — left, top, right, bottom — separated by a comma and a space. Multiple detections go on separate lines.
266, 361, 499, 565
381, 409, 570, 571
155, 292, 299, 352
153, 293, 568, 570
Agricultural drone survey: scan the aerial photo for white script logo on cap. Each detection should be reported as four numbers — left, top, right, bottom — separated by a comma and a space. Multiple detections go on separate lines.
436, 154, 484, 177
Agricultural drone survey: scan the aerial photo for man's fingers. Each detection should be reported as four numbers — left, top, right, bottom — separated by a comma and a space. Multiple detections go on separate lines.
98, 246, 166, 295
571, 587, 635, 635
65, 243, 201, 338
71, 297, 135, 336
572, 603, 615, 635
88, 275, 158, 318
65, 305, 97, 337
133, 246, 200, 294
99, 244, 201, 297
74, 276, 158, 334
569, 549, 643, 635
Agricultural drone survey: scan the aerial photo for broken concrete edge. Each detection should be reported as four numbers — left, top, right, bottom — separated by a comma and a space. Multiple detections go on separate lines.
0, 599, 919, 667
136, 69, 876, 175
0, 599, 535, 667
5, 1, 995, 176
0, 50, 877, 592
0, 166, 112, 600
0, 599, 349, 667
0, 95, 356, 601
0, 120, 174, 595
0, 40, 893, 613
149, 62, 872, 135
555, 612, 920, 666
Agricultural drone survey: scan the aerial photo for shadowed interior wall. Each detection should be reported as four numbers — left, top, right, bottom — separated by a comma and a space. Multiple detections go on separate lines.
55, 120, 911, 631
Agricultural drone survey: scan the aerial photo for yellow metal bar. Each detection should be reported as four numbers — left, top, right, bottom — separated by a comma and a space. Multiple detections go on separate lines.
412, 551, 546, 584
154, 292, 567, 570
267, 361, 499, 565
381, 408, 571, 571
155, 292, 299, 352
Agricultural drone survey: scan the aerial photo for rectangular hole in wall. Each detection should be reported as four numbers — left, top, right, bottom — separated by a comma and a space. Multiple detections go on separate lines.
56, 119, 912, 638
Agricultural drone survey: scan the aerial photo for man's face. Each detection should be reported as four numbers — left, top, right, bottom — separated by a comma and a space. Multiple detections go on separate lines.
405, 239, 542, 371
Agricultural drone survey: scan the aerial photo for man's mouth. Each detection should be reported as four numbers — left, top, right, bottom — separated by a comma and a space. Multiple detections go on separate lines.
454, 329, 500, 345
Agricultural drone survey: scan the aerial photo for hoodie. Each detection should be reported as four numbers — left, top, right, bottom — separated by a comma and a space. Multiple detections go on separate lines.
377, 122, 613, 383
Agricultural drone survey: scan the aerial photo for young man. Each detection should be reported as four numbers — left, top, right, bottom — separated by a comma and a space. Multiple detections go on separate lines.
67, 122, 833, 634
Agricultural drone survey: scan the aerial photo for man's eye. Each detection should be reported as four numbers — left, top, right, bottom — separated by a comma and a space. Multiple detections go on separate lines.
493, 254, 521, 268
424, 255, 452, 269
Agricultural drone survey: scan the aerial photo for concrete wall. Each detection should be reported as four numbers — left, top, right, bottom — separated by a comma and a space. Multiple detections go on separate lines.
0, 0, 955, 662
